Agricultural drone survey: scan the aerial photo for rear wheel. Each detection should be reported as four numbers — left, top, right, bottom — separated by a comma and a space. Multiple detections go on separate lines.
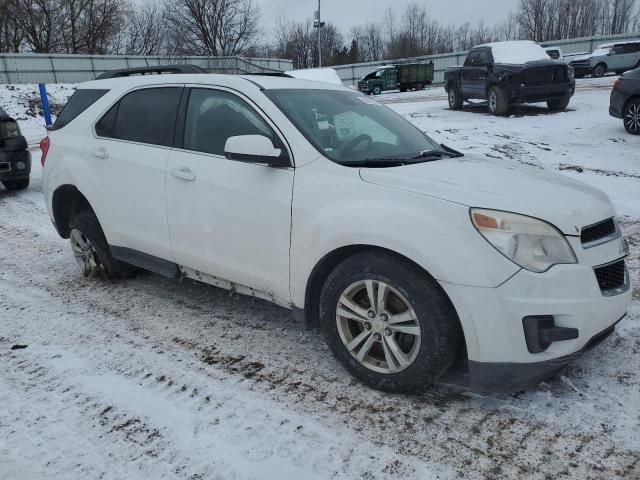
2, 178, 29, 191
623, 99, 640, 135
372, 85, 382, 95
68, 211, 138, 279
592, 63, 606, 78
447, 83, 463, 110
547, 96, 571, 112
319, 251, 461, 393
488, 86, 509, 116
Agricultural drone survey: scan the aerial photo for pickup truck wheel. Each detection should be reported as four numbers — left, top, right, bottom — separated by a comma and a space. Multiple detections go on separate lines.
447, 84, 463, 110
547, 96, 571, 112
372, 85, 382, 95
399, 87, 407, 93
319, 251, 461, 393
2, 178, 29, 191
488, 86, 509, 116
623, 99, 640, 135
68, 211, 138, 280
592, 63, 606, 78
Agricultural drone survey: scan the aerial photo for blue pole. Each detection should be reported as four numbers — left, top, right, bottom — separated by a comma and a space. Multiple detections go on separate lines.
38, 83, 52, 128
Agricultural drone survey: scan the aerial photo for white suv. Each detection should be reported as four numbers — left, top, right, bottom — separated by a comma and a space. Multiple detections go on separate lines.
42, 70, 631, 393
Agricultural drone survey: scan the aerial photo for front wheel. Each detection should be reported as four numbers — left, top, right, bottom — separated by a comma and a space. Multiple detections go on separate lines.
623, 99, 640, 135
447, 84, 463, 110
488, 86, 509, 116
319, 251, 461, 393
547, 96, 571, 112
2, 178, 29, 191
592, 63, 606, 78
372, 85, 382, 95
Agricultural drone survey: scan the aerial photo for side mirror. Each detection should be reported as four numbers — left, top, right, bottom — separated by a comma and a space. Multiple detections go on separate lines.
224, 135, 290, 167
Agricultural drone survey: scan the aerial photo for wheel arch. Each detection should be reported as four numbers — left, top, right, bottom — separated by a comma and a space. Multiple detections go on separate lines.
300, 244, 468, 360
51, 184, 96, 239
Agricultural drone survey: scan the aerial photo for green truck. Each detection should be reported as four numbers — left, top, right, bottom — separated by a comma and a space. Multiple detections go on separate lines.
357, 62, 434, 95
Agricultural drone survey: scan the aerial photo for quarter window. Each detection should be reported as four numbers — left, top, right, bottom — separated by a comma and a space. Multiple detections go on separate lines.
183, 88, 276, 156
52, 89, 108, 131
96, 87, 182, 147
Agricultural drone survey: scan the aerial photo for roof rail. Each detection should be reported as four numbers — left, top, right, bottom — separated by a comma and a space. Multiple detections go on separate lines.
244, 72, 293, 77
96, 64, 207, 80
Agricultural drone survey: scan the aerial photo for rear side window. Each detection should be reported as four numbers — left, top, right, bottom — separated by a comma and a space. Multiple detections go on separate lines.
96, 87, 182, 147
52, 89, 108, 131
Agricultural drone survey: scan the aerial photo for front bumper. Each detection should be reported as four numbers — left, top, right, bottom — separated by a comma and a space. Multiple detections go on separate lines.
0, 149, 31, 181
511, 81, 575, 103
441, 233, 632, 391
609, 89, 625, 119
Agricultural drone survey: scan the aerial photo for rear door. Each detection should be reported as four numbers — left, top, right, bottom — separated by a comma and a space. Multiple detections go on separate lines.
165, 86, 294, 304
88, 86, 182, 260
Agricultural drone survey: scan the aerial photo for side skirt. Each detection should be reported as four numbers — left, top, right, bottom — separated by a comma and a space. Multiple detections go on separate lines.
110, 246, 181, 279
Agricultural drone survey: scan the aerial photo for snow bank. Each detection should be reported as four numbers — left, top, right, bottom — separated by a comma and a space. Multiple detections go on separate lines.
285, 68, 343, 86
481, 40, 551, 64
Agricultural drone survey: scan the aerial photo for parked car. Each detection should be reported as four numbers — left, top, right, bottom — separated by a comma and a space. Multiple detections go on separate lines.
42, 67, 631, 393
570, 40, 640, 78
358, 62, 433, 95
610, 68, 640, 135
0, 107, 31, 191
445, 41, 575, 115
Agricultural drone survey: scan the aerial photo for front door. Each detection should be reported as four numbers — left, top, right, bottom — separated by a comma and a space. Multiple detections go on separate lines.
462, 50, 489, 98
166, 87, 294, 305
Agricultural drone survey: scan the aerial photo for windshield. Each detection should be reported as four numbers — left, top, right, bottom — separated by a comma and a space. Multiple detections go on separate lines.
265, 89, 444, 165
592, 47, 611, 56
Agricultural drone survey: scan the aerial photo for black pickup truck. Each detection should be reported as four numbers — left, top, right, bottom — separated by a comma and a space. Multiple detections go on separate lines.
444, 41, 575, 116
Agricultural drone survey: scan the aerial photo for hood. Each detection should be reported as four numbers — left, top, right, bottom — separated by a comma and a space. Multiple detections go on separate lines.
569, 54, 591, 62
359, 155, 614, 235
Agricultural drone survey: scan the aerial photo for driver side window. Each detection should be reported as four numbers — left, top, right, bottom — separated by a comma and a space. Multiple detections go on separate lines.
183, 88, 276, 156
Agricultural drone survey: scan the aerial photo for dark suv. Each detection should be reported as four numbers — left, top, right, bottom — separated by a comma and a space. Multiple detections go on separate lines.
0, 108, 31, 190
610, 68, 640, 135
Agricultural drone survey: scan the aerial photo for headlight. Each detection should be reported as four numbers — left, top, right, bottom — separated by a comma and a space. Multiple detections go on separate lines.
470, 208, 577, 273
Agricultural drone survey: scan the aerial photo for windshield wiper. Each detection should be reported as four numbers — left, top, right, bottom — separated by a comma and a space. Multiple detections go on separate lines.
411, 148, 462, 160
340, 158, 416, 168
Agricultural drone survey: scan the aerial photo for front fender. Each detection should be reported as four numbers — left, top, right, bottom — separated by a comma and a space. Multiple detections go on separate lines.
289, 158, 520, 309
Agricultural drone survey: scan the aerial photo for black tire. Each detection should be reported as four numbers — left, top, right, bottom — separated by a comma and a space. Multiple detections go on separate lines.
319, 250, 462, 393
623, 99, 640, 135
372, 85, 382, 95
547, 96, 571, 112
2, 178, 29, 191
592, 63, 606, 78
447, 83, 463, 110
68, 211, 138, 280
399, 86, 407, 93
416, 83, 424, 90
575, 72, 585, 79
488, 86, 509, 116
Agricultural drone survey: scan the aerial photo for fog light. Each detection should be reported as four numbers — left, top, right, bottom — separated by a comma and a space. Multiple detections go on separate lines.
522, 316, 579, 353
16, 161, 26, 170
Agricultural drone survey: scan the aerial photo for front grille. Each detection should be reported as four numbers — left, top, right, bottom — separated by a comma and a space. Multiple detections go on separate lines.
0, 162, 10, 173
581, 218, 617, 245
594, 260, 626, 292
524, 66, 567, 86
358, 81, 368, 91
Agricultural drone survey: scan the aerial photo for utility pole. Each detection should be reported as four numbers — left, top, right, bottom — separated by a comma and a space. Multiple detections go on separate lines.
314, 0, 325, 67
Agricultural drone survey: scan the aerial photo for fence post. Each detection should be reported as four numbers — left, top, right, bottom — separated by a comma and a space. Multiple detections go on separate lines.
49, 55, 58, 83
38, 83, 53, 128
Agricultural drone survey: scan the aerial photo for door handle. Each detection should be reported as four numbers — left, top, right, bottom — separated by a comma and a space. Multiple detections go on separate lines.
170, 167, 196, 182
91, 147, 108, 159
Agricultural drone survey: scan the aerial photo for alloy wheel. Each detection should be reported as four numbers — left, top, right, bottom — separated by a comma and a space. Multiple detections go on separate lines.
624, 102, 640, 134
448, 89, 456, 108
335, 280, 421, 374
70, 228, 104, 276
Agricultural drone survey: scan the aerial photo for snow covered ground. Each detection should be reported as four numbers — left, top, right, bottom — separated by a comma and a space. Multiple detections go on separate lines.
1, 76, 639, 479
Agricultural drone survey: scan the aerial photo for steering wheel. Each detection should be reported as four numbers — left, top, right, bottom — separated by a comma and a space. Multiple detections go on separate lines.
340, 134, 373, 160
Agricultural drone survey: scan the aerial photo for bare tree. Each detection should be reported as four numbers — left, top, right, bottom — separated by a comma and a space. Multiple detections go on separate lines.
163, 0, 260, 56
120, 1, 166, 55
0, 0, 24, 52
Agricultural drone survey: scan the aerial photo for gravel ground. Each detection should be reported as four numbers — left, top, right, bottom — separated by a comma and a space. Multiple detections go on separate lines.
0, 77, 639, 479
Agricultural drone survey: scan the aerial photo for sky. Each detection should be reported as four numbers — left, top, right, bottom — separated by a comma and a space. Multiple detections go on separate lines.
255, 0, 520, 39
